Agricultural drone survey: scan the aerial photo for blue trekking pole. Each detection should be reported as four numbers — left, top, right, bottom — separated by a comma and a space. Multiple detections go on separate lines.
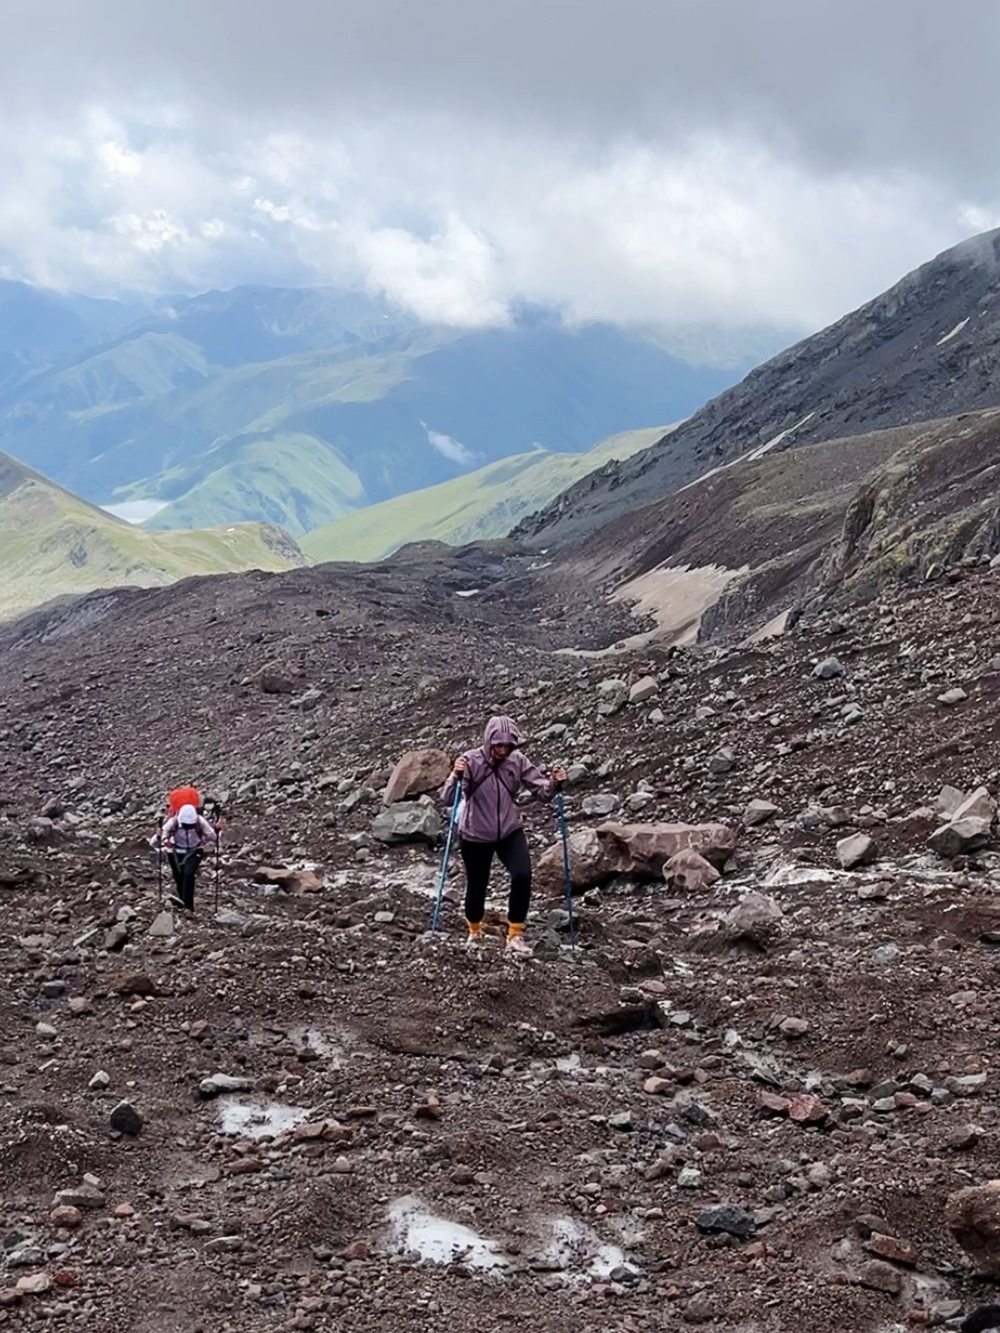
554, 791, 576, 953
431, 783, 462, 933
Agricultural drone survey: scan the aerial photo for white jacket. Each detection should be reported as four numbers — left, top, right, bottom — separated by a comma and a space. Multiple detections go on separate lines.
163, 814, 217, 854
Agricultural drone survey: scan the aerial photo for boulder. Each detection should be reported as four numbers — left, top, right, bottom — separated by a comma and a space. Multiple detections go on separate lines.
383, 749, 452, 805
109, 1101, 144, 1137
724, 893, 783, 949
707, 747, 735, 774
582, 793, 621, 818
945, 1180, 1000, 1274
934, 784, 966, 818
938, 686, 968, 706
929, 817, 992, 859
953, 786, 997, 824
253, 865, 325, 893
252, 661, 301, 694
665, 849, 720, 892
836, 833, 876, 870
371, 803, 443, 845
812, 657, 845, 680
629, 677, 659, 704
744, 799, 779, 827
595, 822, 738, 878
536, 828, 617, 894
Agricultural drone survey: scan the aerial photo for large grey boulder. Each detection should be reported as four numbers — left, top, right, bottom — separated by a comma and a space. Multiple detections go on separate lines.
929, 817, 992, 859
372, 802, 443, 845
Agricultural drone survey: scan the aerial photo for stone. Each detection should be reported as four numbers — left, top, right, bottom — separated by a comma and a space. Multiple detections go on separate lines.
934, 784, 966, 817
199, 1073, 254, 1099
858, 1260, 901, 1294
88, 1070, 110, 1091
253, 661, 299, 694
864, 1233, 918, 1266
371, 803, 443, 845
743, 799, 779, 826
536, 828, 617, 894
707, 746, 735, 774
724, 893, 783, 949
950, 1072, 988, 1096
696, 1205, 756, 1240
682, 1290, 715, 1323
582, 793, 621, 818
787, 1094, 828, 1124
49, 1206, 82, 1230
596, 678, 629, 715
945, 1180, 1000, 1274
938, 686, 968, 705
15, 1273, 52, 1296
289, 687, 325, 712
929, 817, 992, 859
779, 1017, 809, 1038
253, 864, 325, 893
947, 1125, 982, 1150
383, 749, 452, 805
677, 1166, 703, 1188
665, 849, 720, 892
812, 657, 845, 680
608, 1111, 633, 1131
148, 910, 174, 938
110, 1101, 144, 1136
595, 821, 738, 877
629, 676, 659, 704
643, 1076, 673, 1096
953, 786, 997, 823
53, 1183, 104, 1211
836, 832, 876, 869
115, 974, 157, 997
104, 922, 130, 951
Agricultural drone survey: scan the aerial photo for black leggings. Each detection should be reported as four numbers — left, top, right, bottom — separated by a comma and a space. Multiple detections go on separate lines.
168, 850, 202, 911
460, 830, 532, 925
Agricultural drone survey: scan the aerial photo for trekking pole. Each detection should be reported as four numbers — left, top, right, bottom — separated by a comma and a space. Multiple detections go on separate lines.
431, 784, 462, 934
157, 820, 163, 900
554, 791, 576, 954
214, 817, 222, 914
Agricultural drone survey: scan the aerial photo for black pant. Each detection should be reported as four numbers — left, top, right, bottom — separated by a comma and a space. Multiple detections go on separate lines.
460, 830, 532, 926
168, 850, 201, 910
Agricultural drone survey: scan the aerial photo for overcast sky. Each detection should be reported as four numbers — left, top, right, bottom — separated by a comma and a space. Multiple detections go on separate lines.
1, 0, 998, 334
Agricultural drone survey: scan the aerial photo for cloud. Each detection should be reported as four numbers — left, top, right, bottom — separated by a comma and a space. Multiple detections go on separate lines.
424, 425, 477, 466
0, 2, 999, 334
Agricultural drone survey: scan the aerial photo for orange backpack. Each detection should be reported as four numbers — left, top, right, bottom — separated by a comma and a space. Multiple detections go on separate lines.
167, 786, 201, 817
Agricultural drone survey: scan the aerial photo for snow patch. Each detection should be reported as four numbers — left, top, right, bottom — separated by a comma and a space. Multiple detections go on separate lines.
219, 1100, 311, 1139
937, 317, 970, 346
388, 1196, 508, 1269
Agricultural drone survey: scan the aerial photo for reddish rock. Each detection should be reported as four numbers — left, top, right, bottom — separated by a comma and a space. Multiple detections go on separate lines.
787, 1094, 828, 1124
865, 1233, 918, 1266
757, 1091, 792, 1116
49, 1205, 82, 1230
383, 749, 452, 805
53, 1270, 79, 1288
643, 1076, 672, 1096
665, 848, 720, 892
252, 865, 324, 894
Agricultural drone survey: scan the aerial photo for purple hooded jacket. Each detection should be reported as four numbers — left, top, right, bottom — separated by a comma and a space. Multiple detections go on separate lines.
441, 714, 556, 843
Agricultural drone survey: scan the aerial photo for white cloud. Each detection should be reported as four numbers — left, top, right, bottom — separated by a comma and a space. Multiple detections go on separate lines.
424, 425, 477, 466
0, 100, 992, 338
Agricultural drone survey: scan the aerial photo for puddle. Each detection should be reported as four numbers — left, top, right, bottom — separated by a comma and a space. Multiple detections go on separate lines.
388, 1196, 508, 1270
219, 1100, 311, 1140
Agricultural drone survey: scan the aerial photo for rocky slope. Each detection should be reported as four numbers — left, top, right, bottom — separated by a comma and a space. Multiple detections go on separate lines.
518, 227, 1000, 550
4, 546, 1000, 1330
539, 406, 1000, 647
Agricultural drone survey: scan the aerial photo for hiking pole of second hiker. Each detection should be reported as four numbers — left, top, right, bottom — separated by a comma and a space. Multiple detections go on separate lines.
214, 815, 222, 914
431, 783, 462, 934
156, 819, 163, 900
555, 791, 576, 953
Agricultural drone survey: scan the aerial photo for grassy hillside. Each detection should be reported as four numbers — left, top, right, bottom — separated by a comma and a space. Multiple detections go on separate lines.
302, 426, 669, 563
0, 452, 305, 623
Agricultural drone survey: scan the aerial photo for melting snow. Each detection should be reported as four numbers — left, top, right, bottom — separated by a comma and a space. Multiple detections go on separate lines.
219, 1100, 311, 1139
388, 1196, 508, 1269
537, 1218, 634, 1280
938, 318, 970, 346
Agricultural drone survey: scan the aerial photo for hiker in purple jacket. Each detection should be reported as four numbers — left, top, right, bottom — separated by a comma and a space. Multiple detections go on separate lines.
441, 714, 567, 954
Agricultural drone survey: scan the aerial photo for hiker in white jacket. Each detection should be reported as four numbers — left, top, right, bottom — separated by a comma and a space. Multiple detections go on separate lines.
162, 803, 216, 910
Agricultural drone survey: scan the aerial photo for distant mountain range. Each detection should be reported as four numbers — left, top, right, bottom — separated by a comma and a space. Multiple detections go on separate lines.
0, 281, 770, 537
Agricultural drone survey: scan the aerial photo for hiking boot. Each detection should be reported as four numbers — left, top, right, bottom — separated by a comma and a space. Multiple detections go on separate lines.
465, 931, 485, 952
505, 933, 532, 956
167, 895, 185, 910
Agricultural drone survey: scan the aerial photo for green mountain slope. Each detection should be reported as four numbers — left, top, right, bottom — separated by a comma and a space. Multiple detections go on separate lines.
0, 287, 756, 536
0, 451, 305, 623
302, 426, 668, 563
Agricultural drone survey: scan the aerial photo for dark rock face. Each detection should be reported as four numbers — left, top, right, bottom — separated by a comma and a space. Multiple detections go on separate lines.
518, 228, 1000, 550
